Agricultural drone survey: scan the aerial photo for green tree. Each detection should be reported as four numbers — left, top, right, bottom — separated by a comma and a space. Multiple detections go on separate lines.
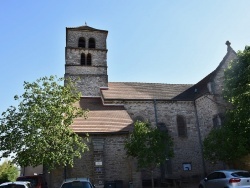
125, 121, 174, 188
203, 125, 248, 164
203, 46, 250, 165
0, 160, 19, 183
0, 76, 89, 170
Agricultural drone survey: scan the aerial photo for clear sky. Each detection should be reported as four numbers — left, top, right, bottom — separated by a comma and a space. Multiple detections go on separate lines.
1, 0, 250, 116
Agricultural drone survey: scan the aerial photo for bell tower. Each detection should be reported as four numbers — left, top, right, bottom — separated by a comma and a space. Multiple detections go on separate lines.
65, 25, 108, 96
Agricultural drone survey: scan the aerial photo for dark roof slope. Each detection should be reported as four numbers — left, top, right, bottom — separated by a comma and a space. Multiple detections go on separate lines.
173, 72, 213, 100
174, 44, 237, 100
71, 97, 133, 134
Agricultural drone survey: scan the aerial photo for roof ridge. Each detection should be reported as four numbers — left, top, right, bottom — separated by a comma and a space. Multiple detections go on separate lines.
109, 81, 193, 86
66, 25, 108, 32
193, 41, 237, 87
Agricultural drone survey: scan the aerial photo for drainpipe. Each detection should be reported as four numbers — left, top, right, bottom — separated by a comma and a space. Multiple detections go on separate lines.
153, 99, 158, 125
194, 100, 207, 177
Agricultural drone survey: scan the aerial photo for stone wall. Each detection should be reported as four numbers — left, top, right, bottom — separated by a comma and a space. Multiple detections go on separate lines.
66, 30, 107, 49
212, 49, 237, 113
195, 95, 225, 174
65, 28, 108, 97
49, 134, 141, 188
65, 48, 107, 66
123, 100, 206, 178
65, 74, 108, 96
213, 50, 237, 97
193, 48, 238, 175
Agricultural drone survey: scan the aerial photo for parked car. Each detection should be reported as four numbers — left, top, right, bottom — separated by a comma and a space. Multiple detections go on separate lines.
0, 181, 32, 188
16, 175, 47, 188
60, 178, 95, 188
199, 169, 250, 188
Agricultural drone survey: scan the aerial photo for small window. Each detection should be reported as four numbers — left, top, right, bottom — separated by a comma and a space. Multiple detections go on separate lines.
157, 122, 168, 132
207, 82, 215, 94
177, 115, 187, 137
88, 38, 96, 48
81, 53, 86, 65
213, 114, 224, 128
134, 116, 144, 123
87, 53, 92, 65
78, 37, 85, 48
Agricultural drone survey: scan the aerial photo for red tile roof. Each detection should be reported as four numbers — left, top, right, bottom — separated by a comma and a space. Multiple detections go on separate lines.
70, 97, 133, 134
101, 46, 237, 102
101, 82, 193, 100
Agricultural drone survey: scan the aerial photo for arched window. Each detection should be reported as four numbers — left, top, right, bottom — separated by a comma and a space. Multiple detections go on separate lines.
87, 53, 92, 65
177, 115, 187, 137
88, 38, 95, 48
78, 37, 85, 48
81, 53, 86, 65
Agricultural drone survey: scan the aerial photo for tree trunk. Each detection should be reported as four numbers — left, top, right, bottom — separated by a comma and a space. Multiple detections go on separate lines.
151, 170, 154, 188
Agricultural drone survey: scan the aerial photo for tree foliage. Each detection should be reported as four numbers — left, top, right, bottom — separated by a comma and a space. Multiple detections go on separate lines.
203, 125, 248, 164
0, 161, 19, 183
125, 121, 174, 170
0, 76, 89, 169
203, 46, 250, 164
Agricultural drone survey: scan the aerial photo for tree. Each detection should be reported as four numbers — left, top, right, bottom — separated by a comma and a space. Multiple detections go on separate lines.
203, 124, 248, 164
0, 160, 19, 183
0, 76, 89, 170
203, 46, 250, 165
125, 121, 174, 188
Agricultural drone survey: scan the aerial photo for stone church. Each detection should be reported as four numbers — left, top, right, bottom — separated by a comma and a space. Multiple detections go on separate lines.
48, 25, 237, 188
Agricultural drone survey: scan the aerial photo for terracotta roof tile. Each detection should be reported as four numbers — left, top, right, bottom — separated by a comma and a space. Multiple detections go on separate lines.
101, 82, 193, 100
101, 47, 237, 101
70, 97, 133, 133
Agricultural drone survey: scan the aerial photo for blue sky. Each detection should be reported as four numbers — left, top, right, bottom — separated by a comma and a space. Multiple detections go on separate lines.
1, 0, 250, 116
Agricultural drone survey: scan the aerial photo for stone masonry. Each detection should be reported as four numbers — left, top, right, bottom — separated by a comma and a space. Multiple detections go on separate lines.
65, 26, 108, 97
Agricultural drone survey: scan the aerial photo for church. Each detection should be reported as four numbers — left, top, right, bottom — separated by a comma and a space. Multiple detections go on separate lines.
48, 25, 237, 188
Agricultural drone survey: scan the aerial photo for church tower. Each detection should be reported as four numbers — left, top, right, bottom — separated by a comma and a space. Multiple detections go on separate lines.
65, 25, 108, 96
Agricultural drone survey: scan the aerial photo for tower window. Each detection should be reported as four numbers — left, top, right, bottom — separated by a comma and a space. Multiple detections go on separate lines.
78, 37, 86, 48
87, 53, 92, 65
177, 115, 187, 137
81, 53, 86, 65
88, 38, 96, 48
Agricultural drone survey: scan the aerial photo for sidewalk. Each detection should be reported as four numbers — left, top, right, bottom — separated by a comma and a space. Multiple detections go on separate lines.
143, 182, 199, 188
180, 182, 199, 188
